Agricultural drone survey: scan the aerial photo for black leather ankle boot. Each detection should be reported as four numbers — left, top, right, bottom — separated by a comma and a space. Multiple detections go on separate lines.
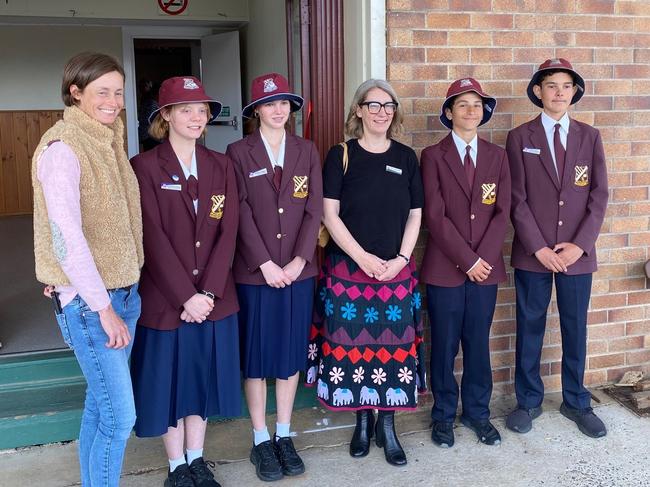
349, 409, 375, 457
375, 411, 407, 466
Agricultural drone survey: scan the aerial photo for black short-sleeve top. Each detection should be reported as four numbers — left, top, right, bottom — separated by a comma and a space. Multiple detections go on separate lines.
322, 138, 424, 260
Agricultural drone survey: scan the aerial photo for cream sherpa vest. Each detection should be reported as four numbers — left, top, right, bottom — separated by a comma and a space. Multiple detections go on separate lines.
32, 105, 144, 287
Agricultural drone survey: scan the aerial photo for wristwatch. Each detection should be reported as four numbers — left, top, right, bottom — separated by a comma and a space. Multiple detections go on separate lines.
200, 290, 215, 300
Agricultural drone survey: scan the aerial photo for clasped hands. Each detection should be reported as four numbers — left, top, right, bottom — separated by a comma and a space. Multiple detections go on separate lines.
534, 242, 584, 273
357, 252, 405, 281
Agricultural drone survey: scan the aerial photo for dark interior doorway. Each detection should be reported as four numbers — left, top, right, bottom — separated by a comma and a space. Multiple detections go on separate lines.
133, 38, 200, 153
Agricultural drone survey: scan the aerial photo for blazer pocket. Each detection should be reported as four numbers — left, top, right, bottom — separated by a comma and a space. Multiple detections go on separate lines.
290, 174, 310, 204
570, 163, 591, 192
477, 178, 499, 211
206, 188, 226, 225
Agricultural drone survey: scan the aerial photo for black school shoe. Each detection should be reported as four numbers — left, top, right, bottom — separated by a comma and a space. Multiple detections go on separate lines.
430, 420, 455, 448
273, 435, 305, 476
188, 457, 221, 487
560, 403, 607, 438
250, 440, 283, 482
164, 464, 195, 487
506, 405, 543, 434
460, 416, 501, 445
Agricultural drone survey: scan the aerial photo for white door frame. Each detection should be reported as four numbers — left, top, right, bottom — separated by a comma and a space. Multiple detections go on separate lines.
121, 26, 214, 157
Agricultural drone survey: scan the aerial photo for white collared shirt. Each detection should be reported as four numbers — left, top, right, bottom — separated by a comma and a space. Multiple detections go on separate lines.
177, 149, 198, 213
541, 111, 570, 175
451, 131, 478, 167
260, 130, 286, 169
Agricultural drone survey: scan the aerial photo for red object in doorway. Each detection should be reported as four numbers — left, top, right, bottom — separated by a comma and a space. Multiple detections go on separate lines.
157, 0, 188, 16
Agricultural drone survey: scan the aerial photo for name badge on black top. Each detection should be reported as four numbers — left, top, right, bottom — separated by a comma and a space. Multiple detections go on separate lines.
385, 165, 402, 175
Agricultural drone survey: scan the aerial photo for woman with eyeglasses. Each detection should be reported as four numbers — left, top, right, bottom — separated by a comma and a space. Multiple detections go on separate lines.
306, 79, 424, 466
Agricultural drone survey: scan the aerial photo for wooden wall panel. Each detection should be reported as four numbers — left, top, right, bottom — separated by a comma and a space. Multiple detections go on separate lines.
0, 110, 62, 216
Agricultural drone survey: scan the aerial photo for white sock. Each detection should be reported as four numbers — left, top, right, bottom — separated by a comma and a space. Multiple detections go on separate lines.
186, 448, 203, 465
276, 422, 291, 438
253, 427, 271, 446
169, 456, 186, 472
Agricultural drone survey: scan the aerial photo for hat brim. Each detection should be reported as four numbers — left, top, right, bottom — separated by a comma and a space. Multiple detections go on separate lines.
242, 93, 304, 119
439, 90, 497, 130
148, 100, 223, 123
526, 68, 585, 108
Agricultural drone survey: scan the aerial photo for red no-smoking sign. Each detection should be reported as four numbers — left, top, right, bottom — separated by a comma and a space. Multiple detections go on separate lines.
158, 0, 188, 16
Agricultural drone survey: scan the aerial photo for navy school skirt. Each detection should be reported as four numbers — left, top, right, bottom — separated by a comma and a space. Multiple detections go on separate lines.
237, 278, 314, 380
130, 314, 242, 438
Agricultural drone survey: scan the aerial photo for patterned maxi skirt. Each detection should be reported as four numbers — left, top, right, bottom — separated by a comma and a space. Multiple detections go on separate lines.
306, 253, 426, 411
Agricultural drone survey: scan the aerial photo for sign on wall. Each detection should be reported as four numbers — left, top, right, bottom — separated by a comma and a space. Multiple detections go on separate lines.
157, 0, 189, 16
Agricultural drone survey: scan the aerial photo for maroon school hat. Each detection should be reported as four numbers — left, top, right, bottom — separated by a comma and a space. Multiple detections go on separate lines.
148, 76, 222, 122
527, 58, 585, 108
242, 73, 303, 119
439, 77, 497, 130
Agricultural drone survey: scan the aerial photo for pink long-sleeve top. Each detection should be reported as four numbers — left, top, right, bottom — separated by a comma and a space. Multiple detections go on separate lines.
37, 141, 111, 311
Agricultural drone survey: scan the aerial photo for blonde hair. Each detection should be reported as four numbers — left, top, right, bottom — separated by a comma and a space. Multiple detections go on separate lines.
344, 79, 404, 139
148, 103, 211, 140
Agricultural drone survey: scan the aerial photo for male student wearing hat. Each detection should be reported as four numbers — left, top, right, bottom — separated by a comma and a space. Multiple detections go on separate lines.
505, 59, 608, 438
421, 78, 511, 448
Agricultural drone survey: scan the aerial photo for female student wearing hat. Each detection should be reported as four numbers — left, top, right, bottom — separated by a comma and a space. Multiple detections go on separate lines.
505, 59, 608, 439
225, 73, 322, 482
420, 78, 511, 449
130, 76, 241, 487
306, 79, 424, 467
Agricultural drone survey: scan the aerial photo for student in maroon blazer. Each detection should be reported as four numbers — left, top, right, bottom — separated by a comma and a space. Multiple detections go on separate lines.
226, 73, 322, 482
129, 76, 241, 487
421, 78, 510, 449
505, 59, 608, 439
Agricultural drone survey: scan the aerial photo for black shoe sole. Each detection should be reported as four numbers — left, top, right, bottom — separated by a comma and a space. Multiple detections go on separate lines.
460, 417, 501, 445
281, 464, 306, 476
249, 456, 283, 482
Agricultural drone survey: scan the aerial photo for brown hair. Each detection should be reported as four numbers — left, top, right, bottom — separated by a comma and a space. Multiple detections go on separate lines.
536, 69, 576, 86
148, 104, 211, 140
61, 52, 125, 107
345, 79, 404, 140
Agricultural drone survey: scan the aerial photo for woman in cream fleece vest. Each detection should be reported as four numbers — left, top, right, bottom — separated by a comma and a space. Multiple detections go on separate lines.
31, 52, 142, 487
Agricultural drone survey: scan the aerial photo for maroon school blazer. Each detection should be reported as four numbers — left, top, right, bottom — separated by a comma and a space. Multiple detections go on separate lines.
131, 140, 239, 330
506, 115, 608, 275
420, 133, 511, 287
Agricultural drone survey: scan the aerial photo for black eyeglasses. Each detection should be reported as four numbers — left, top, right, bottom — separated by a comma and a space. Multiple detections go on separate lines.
359, 101, 398, 115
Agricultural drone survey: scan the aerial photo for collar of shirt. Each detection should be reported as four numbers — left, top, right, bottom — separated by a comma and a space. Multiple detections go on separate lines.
451, 130, 478, 167
260, 130, 286, 169
541, 111, 569, 149
177, 149, 198, 181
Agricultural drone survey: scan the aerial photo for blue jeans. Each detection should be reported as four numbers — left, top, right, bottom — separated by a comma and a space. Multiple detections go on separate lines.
55, 285, 140, 487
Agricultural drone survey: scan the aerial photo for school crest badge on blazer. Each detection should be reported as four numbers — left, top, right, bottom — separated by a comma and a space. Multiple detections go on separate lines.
574, 165, 589, 187
481, 183, 497, 205
293, 175, 308, 198
210, 194, 225, 219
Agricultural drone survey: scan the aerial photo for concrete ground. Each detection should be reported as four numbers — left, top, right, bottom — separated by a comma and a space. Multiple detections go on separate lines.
2, 390, 649, 487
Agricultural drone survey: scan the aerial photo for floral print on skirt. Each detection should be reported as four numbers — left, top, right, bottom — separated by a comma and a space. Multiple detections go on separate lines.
306, 253, 426, 411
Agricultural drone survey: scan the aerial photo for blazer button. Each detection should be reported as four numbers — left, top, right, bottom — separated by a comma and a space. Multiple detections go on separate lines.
558, 220, 563, 226
470, 214, 476, 220
277, 233, 282, 239
192, 269, 199, 276
559, 200, 564, 206
195, 241, 201, 248
278, 208, 284, 214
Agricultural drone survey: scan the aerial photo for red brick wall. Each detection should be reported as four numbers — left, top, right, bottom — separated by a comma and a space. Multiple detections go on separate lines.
386, 0, 650, 396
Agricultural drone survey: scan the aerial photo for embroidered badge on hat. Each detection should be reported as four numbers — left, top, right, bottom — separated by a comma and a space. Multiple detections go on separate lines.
183, 78, 200, 90
549, 58, 563, 66
292, 175, 308, 198
460, 78, 473, 88
210, 194, 225, 219
481, 183, 497, 205
263, 78, 278, 93
574, 165, 589, 187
